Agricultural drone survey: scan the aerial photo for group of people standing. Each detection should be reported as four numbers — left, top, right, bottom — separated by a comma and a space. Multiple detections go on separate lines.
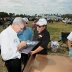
0, 17, 50, 72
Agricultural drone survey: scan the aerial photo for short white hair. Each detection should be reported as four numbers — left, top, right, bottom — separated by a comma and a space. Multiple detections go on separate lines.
13, 17, 25, 25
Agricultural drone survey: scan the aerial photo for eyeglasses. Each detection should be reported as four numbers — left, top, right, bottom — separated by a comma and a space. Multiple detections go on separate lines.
37, 25, 43, 28
26, 22, 28, 24
20, 27, 24, 30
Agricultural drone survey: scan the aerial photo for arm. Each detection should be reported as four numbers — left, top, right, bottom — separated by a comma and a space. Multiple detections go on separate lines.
31, 46, 43, 55
67, 40, 72, 48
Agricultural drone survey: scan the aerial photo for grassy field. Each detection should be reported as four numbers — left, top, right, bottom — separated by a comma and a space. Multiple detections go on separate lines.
0, 21, 72, 72
47, 22, 72, 40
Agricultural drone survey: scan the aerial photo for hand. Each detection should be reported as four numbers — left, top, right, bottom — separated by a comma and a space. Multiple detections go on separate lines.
17, 41, 27, 50
30, 51, 35, 55
20, 41, 27, 46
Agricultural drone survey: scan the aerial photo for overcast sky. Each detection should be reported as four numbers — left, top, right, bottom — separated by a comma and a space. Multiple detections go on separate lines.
0, 0, 72, 15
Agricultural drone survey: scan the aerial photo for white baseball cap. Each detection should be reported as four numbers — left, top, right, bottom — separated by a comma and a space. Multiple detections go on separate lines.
36, 18, 47, 26
23, 17, 29, 23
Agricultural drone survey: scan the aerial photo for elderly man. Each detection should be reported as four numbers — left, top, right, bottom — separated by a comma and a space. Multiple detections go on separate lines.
0, 17, 27, 72
31, 18, 50, 55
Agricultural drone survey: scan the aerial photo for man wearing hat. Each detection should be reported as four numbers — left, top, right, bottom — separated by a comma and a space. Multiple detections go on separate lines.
18, 17, 33, 68
31, 18, 50, 55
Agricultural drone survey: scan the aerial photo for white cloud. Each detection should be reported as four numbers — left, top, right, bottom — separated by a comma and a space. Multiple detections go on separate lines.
0, 0, 22, 6
0, 0, 72, 15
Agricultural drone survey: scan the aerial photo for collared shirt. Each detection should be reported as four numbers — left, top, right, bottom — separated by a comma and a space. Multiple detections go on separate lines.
18, 27, 33, 41
33, 29, 50, 54
0, 26, 21, 61
67, 32, 72, 41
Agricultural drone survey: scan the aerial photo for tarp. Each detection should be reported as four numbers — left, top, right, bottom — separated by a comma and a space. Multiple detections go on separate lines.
24, 55, 72, 72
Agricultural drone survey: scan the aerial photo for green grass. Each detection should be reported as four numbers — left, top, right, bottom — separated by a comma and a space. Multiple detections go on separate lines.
0, 21, 72, 72
48, 22, 72, 40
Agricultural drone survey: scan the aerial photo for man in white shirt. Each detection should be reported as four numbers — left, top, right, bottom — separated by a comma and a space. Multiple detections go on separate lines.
0, 17, 27, 72
67, 32, 72, 57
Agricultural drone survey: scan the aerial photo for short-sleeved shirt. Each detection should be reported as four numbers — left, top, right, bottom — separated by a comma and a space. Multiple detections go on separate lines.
0, 26, 21, 61
67, 32, 72, 41
18, 27, 33, 41
33, 29, 50, 54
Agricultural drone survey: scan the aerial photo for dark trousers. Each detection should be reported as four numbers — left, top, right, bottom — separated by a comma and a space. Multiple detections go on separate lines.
5, 58, 21, 72
21, 53, 30, 72
21, 53, 29, 67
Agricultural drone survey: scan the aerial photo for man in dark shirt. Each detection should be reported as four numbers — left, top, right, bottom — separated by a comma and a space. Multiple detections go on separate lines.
31, 18, 50, 55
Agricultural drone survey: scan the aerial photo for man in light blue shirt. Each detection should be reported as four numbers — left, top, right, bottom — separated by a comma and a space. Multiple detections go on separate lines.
17, 17, 33, 69
18, 27, 33, 41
